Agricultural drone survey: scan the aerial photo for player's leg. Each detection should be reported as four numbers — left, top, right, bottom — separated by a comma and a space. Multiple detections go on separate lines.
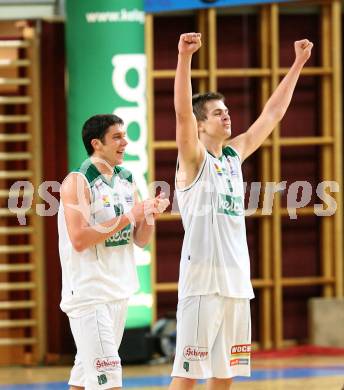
209, 297, 251, 389
68, 352, 85, 389
170, 295, 224, 390
205, 378, 232, 390
169, 296, 203, 390
69, 301, 128, 389
169, 377, 197, 390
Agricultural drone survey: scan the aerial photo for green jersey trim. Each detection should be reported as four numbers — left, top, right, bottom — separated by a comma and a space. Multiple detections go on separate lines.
223, 145, 239, 159
73, 160, 133, 188
207, 145, 239, 160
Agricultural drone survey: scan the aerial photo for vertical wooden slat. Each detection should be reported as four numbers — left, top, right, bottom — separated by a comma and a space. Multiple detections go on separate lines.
331, 0, 343, 297
145, 14, 158, 322
197, 9, 207, 93
0, 45, 9, 360
208, 8, 217, 92
270, 3, 283, 349
40, 19, 69, 360
25, 26, 45, 364
320, 4, 334, 298
259, 5, 272, 350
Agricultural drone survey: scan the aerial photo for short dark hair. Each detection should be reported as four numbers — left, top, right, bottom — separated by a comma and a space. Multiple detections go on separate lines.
192, 92, 225, 121
82, 114, 124, 156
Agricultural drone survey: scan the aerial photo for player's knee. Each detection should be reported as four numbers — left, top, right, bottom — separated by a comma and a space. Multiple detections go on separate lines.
182, 377, 197, 385
171, 376, 197, 389
209, 377, 232, 389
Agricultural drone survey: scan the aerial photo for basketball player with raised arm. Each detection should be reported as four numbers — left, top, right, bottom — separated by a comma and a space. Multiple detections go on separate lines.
170, 33, 313, 390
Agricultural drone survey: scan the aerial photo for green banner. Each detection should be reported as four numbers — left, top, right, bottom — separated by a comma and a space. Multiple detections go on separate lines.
66, 0, 151, 328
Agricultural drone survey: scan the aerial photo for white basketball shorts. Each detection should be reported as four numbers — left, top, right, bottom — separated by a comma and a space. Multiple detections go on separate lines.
68, 300, 128, 389
171, 294, 251, 379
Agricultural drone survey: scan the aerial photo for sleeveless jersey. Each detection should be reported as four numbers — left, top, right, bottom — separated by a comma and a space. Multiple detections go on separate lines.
58, 162, 139, 318
176, 145, 254, 300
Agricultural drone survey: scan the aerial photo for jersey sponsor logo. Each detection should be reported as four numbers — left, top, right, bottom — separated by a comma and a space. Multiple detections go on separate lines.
94, 356, 121, 372
125, 194, 134, 205
218, 193, 243, 216
183, 346, 208, 361
102, 195, 111, 208
230, 345, 251, 367
105, 225, 131, 246
214, 163, 223, 176
231, 344, 251, 354
230, 358, 250, 366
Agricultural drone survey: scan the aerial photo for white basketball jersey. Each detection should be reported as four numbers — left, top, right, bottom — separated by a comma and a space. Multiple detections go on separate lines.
58, 162, 139, 318
176, 145, 254, 300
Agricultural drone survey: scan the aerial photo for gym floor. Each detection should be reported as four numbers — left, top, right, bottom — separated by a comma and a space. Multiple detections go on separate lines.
0, 355, 343, 389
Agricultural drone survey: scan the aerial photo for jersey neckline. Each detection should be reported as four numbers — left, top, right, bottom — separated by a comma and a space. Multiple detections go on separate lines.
76, 159, 127, 188
207, 145, 238, 161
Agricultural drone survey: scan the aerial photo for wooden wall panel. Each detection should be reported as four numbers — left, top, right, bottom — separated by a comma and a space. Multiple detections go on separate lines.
40, 20, 72, 358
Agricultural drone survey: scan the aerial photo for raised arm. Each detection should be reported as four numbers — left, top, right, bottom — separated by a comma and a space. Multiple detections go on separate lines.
230, 39, 313, 162
175, 33, 205, 186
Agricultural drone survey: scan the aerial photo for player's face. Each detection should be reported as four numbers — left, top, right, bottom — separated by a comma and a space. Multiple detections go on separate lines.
98, 124, 128, 166
203, 100, 231, 140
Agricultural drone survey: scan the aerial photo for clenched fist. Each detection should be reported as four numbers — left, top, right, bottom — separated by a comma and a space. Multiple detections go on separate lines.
178, 32, 202, 55
143, 193, 170, 226
294, 39, 313, 65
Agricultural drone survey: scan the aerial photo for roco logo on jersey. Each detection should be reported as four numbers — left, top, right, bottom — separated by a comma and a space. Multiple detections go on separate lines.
218, 193, 243, 216
105, 225, 131, 247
